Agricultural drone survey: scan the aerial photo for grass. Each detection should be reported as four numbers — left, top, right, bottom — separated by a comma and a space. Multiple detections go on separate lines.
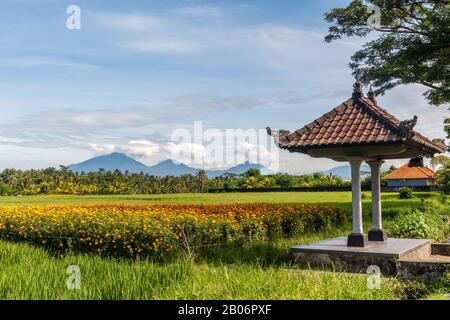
0, 222, 444, 300
0, 191, 446, 300
0, 227, 404, 300
0, 191, 439, 206
3, 192, 355, 205
424, 293, 450, 300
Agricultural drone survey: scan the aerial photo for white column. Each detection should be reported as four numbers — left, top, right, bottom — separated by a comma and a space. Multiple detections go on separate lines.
350, 160, 363, 234
368, 161, 383, 230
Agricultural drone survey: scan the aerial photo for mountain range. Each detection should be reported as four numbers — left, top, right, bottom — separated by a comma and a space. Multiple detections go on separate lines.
321, 164, 371, 180
68, 152, 267, 178
68, 152, 375, 179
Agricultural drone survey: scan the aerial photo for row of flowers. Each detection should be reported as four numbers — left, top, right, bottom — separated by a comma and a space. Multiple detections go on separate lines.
0, 204, 346, 258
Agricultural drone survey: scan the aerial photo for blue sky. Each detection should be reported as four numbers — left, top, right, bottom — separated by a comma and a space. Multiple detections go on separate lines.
0, 0, 448, 173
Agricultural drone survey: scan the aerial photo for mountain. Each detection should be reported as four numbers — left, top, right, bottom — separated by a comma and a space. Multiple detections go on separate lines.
68, 152, 150, 174
69, 153, 268, 177
206, 162, 268, 178
146, 159, 200, 176
321, 164, 371, 180
221, 162, 266, 175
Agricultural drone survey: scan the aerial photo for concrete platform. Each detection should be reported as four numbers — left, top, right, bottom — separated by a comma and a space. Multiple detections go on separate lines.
290, 237, 431, 275
396, 257, 450, 281
397, 243, 450, 281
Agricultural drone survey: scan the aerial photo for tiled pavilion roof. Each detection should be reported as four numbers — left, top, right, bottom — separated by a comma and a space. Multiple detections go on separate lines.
267, 83, 447, 157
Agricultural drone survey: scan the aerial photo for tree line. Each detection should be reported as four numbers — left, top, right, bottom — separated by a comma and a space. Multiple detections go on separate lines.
0, 167, 350, 196
1, 159, 447, 196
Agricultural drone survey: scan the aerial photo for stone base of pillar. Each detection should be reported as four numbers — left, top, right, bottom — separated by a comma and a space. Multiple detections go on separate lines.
368, 229, 388, 242
347, 233, 368, 247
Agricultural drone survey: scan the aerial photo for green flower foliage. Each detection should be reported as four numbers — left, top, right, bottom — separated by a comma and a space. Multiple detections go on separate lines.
388, 206, 449, 242
0, 203, 346, 259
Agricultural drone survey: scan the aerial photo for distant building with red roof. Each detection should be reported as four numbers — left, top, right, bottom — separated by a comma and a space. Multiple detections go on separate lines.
383, 157, 436, 187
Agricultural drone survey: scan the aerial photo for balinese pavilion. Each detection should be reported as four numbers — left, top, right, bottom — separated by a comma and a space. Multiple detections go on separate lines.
267, 82, 448, 276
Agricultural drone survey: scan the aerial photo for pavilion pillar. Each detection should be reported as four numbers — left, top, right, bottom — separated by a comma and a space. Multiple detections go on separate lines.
367, 160, 388, 242
347, 159, 368, 247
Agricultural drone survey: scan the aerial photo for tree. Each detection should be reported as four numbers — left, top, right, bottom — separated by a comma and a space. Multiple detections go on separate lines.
244, 168, 261, 178
273, 174, 294, 188
197, 170, 208, 193
431, 155, 450, 193
435, 166, 450, 194
325, 0, 450, 106
445, 117, 450, 144
242, 176, 261, 189
260, 177, 276, 188
431, 155, 450, 169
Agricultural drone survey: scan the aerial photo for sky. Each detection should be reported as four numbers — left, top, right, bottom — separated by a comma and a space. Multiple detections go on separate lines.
0, 0, 448, 174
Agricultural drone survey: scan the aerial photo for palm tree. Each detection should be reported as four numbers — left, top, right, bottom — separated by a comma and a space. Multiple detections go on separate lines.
431, 155, 450, 169
242, 176, 261, 189
197, 170, 208, 193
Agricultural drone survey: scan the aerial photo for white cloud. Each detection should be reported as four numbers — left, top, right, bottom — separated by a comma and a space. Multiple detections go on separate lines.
177, 6, 223, 17
63, 110, 147, 128
3, 94, 265, 140
95, 13, 162, 31
0, 57, 99, 70
241, 142, 279, 171
88, 143, 116, 154
377, 84, 449, 140
121, 140, 160, 158
0, 136, 31, 144
165, 142, 206, 165
256, 24, 322, 50
88, 140, 160, 159
0, 144, 93, 170
124, 40, 200, 54
164, 138, 280, 171
99, 11, 357, 70
241, 24, 359, 73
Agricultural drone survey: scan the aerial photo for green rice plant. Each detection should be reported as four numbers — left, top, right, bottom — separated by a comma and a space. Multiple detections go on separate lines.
0, 240, 401, 300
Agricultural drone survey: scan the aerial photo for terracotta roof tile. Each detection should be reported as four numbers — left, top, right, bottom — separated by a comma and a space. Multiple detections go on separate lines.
383, 164, 435, 180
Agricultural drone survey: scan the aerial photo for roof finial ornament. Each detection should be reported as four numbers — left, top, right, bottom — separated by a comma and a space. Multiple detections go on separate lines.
352, 80, 363, 99
266, 127, 291, 146
399, 115, 418, 137
368, 86, 376, 103
408, 156, 424, 167
432, 139, 447, 151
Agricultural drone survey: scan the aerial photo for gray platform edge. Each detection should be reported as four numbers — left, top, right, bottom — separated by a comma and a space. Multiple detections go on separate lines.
289, 238, 431, 259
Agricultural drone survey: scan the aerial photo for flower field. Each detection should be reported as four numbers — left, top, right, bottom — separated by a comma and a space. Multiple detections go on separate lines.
0, 204, 346, 258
